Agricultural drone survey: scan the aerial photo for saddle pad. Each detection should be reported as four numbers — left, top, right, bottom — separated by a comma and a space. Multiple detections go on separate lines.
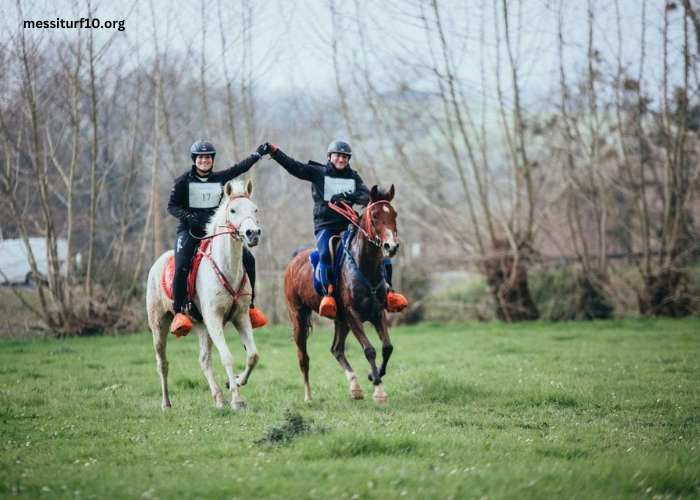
161, 238, 212, 301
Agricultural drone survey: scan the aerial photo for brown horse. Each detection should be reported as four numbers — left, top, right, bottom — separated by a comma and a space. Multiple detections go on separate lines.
284, 185, 401, 403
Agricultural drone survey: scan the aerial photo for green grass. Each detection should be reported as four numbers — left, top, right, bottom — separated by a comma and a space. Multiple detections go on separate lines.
1, 318, 700, 499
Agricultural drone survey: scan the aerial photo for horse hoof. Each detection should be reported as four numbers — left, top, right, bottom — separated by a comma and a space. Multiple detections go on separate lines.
373, 395, 388, 404
231, 400, 246, 410
235, 376, 246, 387
161, 404, 172, 411
350, 389, 364, 400
215, 401, 225, 409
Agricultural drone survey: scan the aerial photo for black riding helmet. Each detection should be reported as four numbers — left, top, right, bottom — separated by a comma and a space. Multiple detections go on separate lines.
327, 140, 352, 158
191, 139, 216, 163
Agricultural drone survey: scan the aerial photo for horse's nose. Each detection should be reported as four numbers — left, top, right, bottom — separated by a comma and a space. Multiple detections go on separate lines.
383, 242, 392, 251
246, 228, 261, 239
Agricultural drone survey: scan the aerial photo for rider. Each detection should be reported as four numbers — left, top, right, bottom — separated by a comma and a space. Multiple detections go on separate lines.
262, 140, 408, 318
167, 139, 270, 337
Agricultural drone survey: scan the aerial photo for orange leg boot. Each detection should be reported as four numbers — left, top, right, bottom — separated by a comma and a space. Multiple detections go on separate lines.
386, 291, 408, 313
171, 312, 193, 338
319, 286, 337, 318
249, 305, 268, 329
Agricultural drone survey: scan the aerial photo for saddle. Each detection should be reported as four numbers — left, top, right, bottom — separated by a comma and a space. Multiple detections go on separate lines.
309, 232, 349, 297
162, 239, 211, 306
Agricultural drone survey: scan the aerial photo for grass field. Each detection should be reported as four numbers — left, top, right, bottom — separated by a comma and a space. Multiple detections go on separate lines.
1, 318, 699, 499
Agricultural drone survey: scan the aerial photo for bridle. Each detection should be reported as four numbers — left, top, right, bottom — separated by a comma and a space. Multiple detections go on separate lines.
190, 194, 259, 242
328, 199, 395, 248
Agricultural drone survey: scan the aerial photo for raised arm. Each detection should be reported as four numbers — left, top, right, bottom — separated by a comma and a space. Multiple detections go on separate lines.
270, 147, 323, 182
219, 151, 263, 182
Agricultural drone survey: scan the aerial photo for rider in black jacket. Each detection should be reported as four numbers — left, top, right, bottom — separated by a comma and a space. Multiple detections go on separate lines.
265, 140, 407, 318
167, 139, 269, 337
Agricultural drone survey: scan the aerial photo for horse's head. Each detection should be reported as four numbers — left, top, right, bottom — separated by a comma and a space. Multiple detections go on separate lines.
363, 184, 399, 258
215, 179, 261, 247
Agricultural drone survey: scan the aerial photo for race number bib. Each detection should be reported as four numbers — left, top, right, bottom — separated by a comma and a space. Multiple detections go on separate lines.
189, 182, 222, 209
323, 177, 355, 201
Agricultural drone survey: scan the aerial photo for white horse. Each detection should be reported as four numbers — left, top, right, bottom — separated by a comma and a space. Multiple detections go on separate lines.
146, 179, 261, 410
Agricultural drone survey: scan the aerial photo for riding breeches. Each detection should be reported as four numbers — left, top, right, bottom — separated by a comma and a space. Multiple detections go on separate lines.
314, 229, 340, 265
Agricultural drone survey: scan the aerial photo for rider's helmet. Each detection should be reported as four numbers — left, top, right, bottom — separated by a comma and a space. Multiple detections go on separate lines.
191, 140, 216, 163
327, 140, 352, 158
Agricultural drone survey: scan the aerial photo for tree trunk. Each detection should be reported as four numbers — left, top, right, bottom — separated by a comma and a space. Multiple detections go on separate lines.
639, 270, 692, 317
482, 243, 539, 322
575, 271, 615, 320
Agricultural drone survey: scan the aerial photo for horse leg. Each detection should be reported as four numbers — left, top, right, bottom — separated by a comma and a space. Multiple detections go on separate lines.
291, 305, 313, 402
205, 318, 245, 409
150, 312, 172, 410
331, 321, 364, 400
196, 327, 226, 408
346, 310, 388, 404
232, 313, 259, 387
369, 313, 393, 379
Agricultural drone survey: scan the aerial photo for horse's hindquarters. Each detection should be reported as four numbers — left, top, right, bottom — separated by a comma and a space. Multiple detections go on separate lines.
284, 249, 321, 312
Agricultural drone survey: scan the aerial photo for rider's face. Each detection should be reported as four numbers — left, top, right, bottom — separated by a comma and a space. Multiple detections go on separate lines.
195, 154, 213, 175
329, 153, 350, 170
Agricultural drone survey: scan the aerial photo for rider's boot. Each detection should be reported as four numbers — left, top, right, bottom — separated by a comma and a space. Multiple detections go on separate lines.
171, 264, 193, 338
383, 259, 408, 313
171, 312, 193, 338
249, 303, 267, 328
243, 248, 267, 328
317, 262, 337, 318
386, 291, 408, 313
319, 286, 337, 319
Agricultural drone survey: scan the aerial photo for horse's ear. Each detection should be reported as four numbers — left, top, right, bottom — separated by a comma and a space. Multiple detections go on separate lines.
245, 179, 253, 197
388, 184, 395, 202
370, 185, 379, 201
224, 181, 234, 198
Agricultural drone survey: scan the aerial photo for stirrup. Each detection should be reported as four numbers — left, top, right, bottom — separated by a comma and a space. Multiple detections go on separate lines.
319, 295, 337, 319
386, 291, 408, 313
171, 312, 193, 338
249, 305, 267, 328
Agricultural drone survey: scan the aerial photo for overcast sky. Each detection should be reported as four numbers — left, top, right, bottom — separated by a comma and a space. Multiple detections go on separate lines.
1, 0, 686, 114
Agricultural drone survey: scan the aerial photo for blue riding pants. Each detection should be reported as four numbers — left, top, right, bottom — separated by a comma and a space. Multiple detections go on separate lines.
314, 229, 340, 265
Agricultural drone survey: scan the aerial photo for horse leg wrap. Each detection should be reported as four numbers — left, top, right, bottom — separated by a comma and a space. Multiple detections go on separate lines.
379, 344, 393, 377
363, 346, 381, 385
382, 345, 393, 358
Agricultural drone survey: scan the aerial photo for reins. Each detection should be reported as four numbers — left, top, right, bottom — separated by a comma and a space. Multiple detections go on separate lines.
328, 199, 392, 248
328, 199, 394, 298
189, 193, 256, 305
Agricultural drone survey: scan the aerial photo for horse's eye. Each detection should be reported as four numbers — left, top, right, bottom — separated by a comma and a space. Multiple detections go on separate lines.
372, 212, 378, 219
230, 209, 236, 214
255, 209, 258, 213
